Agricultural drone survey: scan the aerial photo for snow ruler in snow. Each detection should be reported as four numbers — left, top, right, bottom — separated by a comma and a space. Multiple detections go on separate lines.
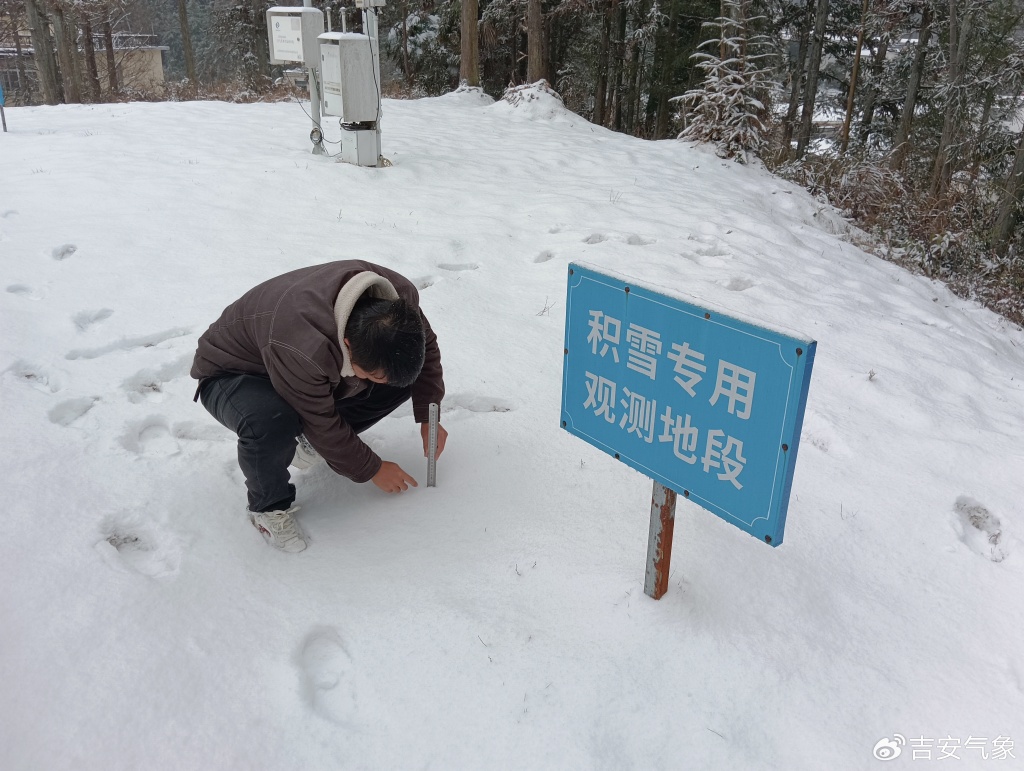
426, 402, 439, 487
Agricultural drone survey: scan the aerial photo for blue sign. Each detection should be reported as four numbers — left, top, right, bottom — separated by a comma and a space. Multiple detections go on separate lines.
561, 263, 816, 546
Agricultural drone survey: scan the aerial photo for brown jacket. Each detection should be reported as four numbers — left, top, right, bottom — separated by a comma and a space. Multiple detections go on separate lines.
191, 261, 444, 482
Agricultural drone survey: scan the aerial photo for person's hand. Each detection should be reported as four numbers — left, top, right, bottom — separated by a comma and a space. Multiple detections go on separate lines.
421, 421, 448, 460
371, 461, 418, 493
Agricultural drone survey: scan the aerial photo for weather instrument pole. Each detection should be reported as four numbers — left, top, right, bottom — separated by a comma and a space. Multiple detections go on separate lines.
426, 402, 439, 487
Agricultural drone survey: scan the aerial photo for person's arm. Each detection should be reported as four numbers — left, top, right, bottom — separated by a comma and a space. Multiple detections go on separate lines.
264, 345, 383, 483
267, 345, 424, 492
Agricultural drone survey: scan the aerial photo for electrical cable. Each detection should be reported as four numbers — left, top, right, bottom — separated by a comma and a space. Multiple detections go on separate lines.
292, 97, 343, 156
368, 8, 382, 124
308, 68, 344, 145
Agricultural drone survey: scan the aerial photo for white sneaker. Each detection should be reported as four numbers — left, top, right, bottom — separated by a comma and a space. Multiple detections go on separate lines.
291, 434, 323, 470
248, 506, 308, 552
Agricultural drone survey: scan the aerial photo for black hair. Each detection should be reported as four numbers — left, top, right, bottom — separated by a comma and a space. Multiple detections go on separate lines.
345, 295, 425, 388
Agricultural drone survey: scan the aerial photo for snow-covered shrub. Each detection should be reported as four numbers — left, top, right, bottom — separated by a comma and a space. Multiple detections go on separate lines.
382, 10, 460, 95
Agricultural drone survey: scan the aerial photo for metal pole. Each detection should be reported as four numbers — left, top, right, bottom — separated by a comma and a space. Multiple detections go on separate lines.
304, 0, 324, 154
308, 67, 324, 154
644, 481, 677, 599
1, 106, 7, 133
363, 5, 382, 165
426, 403, 439, 487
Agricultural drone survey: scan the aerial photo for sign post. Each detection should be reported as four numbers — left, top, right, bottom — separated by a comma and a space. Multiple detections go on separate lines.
560, 262, 816, 598
0, 83, 7, 133
644, 482, 677, 599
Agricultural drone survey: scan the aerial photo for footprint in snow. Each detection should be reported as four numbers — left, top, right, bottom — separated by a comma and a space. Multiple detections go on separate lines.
694, 243, 731, 258
687, 234, 732, 259
169, 420, 232, 444
953, 496, 1008, 562
48, 396, 99, 426
437, 262, 479, 272
626, 234, 656, 246
6, 283, 45, 300
799, 409, 848, 458
721, 276, 755, 292
446, 393, 516, 413
52, 243, 78, 261
583, 233, 608, 244
299, 628, 358, 724
4, 360, 63, 393
73, 308, 114, 332
121, 416, 181, 457
121, 355, 192, 403
94, 515, 181, 580
66, 326, 192, 360
414, 275, 439, 290
533, 250, 556, 263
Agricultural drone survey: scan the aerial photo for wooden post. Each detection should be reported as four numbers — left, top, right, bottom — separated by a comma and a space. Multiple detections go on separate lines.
644, 481, 676, 599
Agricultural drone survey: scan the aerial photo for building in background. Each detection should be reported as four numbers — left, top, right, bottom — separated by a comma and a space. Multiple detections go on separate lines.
0, 18, 166, 103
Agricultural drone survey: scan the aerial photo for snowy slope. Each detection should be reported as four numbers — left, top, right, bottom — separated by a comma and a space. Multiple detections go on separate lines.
1, 89, 1022, 770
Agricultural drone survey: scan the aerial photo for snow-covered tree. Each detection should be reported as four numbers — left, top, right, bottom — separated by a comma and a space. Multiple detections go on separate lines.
676, 0, 776, 161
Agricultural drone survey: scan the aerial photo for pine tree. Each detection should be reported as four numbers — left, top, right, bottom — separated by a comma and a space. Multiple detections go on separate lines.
677, 0, 776, 161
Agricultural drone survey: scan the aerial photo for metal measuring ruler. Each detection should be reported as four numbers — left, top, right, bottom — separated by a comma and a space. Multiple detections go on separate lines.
426, 402, 439, 487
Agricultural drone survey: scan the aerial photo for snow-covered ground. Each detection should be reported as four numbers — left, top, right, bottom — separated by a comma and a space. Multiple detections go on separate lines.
1, 88, 1022, 770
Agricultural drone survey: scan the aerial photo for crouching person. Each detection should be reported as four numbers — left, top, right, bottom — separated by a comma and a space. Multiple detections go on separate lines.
191, 260, 447, 553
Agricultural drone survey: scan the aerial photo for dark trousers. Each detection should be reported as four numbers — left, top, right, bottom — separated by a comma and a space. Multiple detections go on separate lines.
198, 374, 411, 512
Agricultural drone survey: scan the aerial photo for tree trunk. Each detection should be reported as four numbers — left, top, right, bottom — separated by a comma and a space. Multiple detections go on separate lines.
779, 6, 812, 161
652, 0, 679, 139
178, 0, 197, 84
102, 17, 118, 94
890, 5, 931, 171
81, 15, 101, 101
460, 0, 479, 86
593, 2, 611, 126
839, 0, 870, 154
24, 0, 61, 104
251, 0, 271, 83
969, 89, 995, 184
794, 0, 830, 158
527, 0, 544, 82
51, 3, 81, 103
626, 37, 643, 135
929, 3, 974, 199
401, 0, 411, 84
625, 34, 644, 135
10, 5, 30, 94
858, 35, 888, 140
610, 0, 626, 131
991, 128, 1024, 254
546, 6, 562, 91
